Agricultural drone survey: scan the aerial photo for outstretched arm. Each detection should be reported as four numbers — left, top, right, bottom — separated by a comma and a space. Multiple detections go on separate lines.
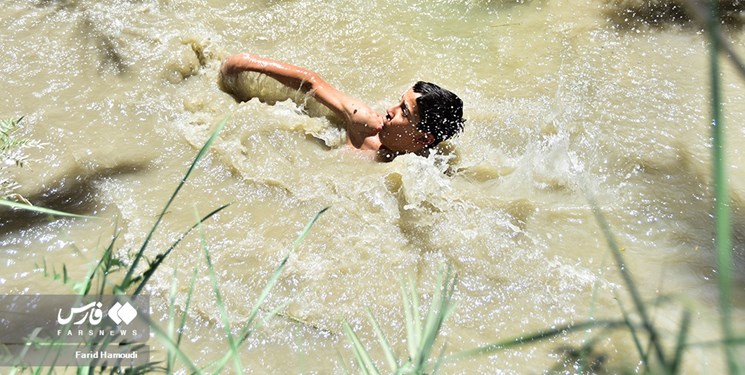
221, 53, 383, 145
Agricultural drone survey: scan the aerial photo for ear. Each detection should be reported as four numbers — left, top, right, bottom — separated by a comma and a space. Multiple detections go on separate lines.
420, 132, 436, 146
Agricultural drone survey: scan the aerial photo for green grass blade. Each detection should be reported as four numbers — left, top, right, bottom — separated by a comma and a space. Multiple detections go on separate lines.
417, 278, 442, 368
238, 206, 329, 344
400, 284, 416, 364
366, 308, 399, 372
163, 265, 198, 372
0, 199, 98, 220
587, 199, 668, 366
401, 276, 420, 362
195, 206, 242, 374
410, 276, 422, 345
578, 251, 612, 374
416, 266, 456, 370
120, 114, 230, 290
177, 266, 199, 348
706, 1, 739, 372
70, 230, 121, 296
686, 336, 745, 348
230, 301, 292, 345
165, 267, 179, 373
166, 268, 178, 337
210, 207, 328, 372
142, 314, 201, 374
133, 203, 230, 295
669, 309, 691, 375
343, 321, 381, 375
431, 342, 448, 375
13, 328, 42, 373
448, 319, 627, 362
337, 347, 354, 375
615, 292, 649, 372
260, 301, 292, 328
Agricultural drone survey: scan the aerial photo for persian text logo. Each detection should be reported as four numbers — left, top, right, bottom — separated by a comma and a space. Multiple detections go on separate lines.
0, 295, 151, 366
57, 301, 138, 326
0, 295, 148, 347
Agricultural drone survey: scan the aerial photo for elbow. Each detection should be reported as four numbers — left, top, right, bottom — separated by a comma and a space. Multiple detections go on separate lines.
221, 53, 257, 76
304, 71, 328, 94
305, 72, 321, 90
220, 54, 240, 76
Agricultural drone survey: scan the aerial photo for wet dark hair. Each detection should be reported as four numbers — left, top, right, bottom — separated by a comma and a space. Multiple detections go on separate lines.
412, 81, 465, 147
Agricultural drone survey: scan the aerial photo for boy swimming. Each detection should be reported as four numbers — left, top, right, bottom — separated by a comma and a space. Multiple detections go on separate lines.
220, 53, 464, 160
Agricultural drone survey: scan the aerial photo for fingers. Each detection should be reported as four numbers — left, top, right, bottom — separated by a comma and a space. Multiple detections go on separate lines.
367, 115, 384, 134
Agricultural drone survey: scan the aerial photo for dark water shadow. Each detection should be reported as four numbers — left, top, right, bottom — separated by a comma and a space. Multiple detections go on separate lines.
0, 161, 146, 238
33, 0, 129, 75
605, 0, 745, 30
78, 16, 128, 75
622, 145, 745, 301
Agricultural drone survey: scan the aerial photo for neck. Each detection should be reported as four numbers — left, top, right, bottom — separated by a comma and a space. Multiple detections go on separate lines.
348, 133, 382, 151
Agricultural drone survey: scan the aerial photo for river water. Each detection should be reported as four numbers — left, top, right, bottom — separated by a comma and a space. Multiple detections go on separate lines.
2, 0, 745, 373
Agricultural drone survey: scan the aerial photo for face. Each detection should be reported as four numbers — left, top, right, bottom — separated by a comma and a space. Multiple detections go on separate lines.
379, 88, 434, 153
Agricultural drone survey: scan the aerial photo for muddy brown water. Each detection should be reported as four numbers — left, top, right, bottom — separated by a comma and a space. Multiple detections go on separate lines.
2, 0, 745, 373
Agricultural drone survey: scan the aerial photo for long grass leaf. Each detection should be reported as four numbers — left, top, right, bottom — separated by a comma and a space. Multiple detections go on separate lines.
343, 321, 380, 375
261, 301, 292, 328
337, 347, 354, 375
238, 206, 329, 343
195, 206, 242, 374
143, 315, 201, 374
678, 0, 745, 81
74, 231, 120, 296
401, 279, 417, 361
417, 288, 441, 368
177, 266, 199, 348
430, 268, 457, 362
120, 114, 230, 290
165, 265, 199, 373
587, 199, 667, 366
168, 284, 180, 337
0, 199, 97, 220
706, 1, 739, 372
133, 203, 230, 295
448, 319, 627, 362
417, 267, 452, 369
670, 309, 691, 375
233, 301, 292, 343
404, 274, 424, 362
686, 336, 745, 348
615, 292, 649, 371
432, 342, 448, 375
210, 207, 328, 372
410, 276, 422, 347
366, 308, 399, 372
165, 267, 179, 373
579, 252, 611, 374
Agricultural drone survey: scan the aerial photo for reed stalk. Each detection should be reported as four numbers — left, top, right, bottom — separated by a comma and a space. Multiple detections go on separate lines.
343, 265, 457, 375
4, 114, 332, 374
0, 199, 98, 219
119, 115, 230, 292
706, 0, 740, 372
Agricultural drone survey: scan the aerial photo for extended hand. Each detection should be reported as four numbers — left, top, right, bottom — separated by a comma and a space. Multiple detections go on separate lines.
346, 104, 383, 138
